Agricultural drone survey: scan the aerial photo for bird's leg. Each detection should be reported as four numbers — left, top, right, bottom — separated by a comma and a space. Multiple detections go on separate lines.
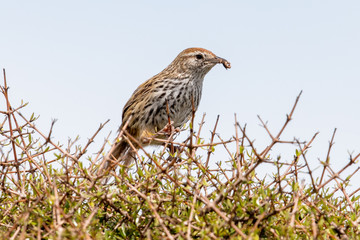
157, 121, 181, 137
140, 122, 180, 146
149, 121, 181, 162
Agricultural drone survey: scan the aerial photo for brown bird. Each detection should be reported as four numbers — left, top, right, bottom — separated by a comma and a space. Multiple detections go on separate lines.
103, 47, 231, 169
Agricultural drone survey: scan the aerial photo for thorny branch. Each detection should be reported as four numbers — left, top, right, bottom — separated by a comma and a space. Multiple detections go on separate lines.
1, 72, 360, 239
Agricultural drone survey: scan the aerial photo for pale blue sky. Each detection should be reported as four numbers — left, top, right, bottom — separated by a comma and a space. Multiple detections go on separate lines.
1, 1, 360, 187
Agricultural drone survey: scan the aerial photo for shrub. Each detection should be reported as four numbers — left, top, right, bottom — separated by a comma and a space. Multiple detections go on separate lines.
1, 69, 359, 239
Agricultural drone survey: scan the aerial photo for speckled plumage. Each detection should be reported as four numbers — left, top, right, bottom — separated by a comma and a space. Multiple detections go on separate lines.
106, 47, 231, 167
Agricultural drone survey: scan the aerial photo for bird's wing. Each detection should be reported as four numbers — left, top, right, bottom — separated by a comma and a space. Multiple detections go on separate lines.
122, 77, 158, 124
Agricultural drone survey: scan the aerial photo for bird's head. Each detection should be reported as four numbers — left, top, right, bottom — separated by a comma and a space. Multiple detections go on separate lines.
167, 48, 231, 78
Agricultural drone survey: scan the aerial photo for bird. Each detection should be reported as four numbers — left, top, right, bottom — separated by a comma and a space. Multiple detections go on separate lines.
102, 47, 231, 170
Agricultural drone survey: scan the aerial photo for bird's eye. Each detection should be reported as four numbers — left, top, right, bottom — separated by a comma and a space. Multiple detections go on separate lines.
195, 54, 203, 60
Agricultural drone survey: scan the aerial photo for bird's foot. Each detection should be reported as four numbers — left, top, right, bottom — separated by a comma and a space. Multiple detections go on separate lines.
158, 122, 181, 137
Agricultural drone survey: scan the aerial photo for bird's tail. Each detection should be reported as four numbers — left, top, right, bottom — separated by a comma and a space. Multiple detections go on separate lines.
101, 139, 135, 172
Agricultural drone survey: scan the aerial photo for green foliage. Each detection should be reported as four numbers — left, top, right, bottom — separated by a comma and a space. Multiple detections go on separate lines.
1, 83, 360, 239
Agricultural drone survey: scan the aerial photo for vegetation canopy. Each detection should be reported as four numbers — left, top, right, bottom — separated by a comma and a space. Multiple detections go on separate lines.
1, 69, 359, 239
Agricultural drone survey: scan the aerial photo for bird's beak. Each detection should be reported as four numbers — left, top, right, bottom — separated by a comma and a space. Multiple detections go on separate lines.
208, 56, 231, 69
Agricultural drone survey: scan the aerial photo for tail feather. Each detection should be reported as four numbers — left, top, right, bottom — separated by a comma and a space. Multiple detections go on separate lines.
103, 140, 134, 171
